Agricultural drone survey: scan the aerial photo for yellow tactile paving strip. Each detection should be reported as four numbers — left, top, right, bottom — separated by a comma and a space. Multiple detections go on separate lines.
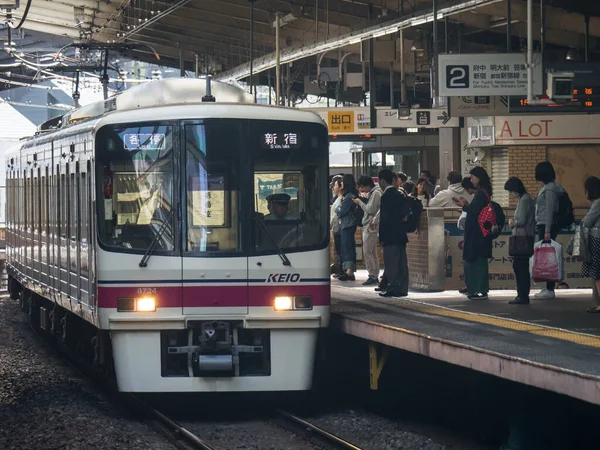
376, 297, 600, 349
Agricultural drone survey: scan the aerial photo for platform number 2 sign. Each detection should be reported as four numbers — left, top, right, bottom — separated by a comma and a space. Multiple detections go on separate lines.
446, 65, 470, 89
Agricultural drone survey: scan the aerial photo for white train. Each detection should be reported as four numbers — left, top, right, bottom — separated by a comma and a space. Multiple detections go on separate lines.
6, 78, 331, 392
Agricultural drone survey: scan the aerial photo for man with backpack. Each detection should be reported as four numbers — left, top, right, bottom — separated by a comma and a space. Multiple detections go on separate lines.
354, 176, 383, 286
377, 169, 411, 298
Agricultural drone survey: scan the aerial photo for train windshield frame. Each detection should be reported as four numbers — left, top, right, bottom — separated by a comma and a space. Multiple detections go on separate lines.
95, 118, 329, 257
95, 122, 177, 256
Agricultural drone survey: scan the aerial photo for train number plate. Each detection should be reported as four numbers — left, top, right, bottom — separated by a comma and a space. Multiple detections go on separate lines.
0, 326, 13, 347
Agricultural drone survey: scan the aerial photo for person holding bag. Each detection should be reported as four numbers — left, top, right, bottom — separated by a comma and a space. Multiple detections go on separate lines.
505, 177, 535, 305
581, 176, 600, 313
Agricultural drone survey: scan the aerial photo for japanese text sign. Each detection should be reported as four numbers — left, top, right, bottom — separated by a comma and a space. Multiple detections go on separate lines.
439, 53, 543, 97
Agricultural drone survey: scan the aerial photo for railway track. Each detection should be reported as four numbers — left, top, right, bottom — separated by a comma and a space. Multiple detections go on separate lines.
25, 303, 361, 450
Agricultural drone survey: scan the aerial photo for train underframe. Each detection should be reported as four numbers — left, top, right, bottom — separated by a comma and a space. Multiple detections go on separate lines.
8, 275, 321, 393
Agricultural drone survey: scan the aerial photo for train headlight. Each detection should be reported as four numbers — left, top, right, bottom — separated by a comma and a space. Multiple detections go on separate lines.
136, 297, 156, 312
117, 297, 156, 312
274, 296, 293, 311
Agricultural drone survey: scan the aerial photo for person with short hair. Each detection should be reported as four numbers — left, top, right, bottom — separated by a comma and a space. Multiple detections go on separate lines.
534, 161, 567, 299
457, 177, 476, 295
265, 193, 293, 220
336, 174, 359, 281
505, 177, 536, 305
429, 171, 474, 208
377, 169, 410, 297
396, 172, 408, 196
454, 167, 493, 300
420, 170, 436, 198
582, 176, 600, 313
330, 175, 344, 277
354, 175, 383, 286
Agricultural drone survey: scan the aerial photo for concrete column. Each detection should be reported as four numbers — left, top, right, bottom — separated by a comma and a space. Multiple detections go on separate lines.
438, 127, 461, 189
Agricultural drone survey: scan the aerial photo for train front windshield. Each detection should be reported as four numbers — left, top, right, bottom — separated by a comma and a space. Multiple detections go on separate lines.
95, 119, 329, 257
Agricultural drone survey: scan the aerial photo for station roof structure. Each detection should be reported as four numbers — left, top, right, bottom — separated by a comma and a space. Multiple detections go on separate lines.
1, 0, 599, 101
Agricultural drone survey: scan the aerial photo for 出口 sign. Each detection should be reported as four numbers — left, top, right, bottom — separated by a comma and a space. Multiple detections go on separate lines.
494, 114, 600, 145
439, 53, 543, 97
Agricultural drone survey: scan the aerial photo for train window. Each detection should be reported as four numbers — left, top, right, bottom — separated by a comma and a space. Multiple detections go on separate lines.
81, 171, 88, 243
95, 124, 175, 253
184, 123, 241, 253
251, 121, 329, 254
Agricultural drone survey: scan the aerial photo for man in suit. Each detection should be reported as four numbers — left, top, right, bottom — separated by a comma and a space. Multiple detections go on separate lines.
377, 169, 410, 298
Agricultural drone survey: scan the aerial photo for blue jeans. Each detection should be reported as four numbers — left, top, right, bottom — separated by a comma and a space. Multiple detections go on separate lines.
341, 226, 357, 272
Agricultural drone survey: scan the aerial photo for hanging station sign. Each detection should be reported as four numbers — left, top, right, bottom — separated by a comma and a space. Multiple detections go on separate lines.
439, 53, 544, 97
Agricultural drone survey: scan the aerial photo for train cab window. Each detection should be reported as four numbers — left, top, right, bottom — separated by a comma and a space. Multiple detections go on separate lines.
95, 124, 175, 253
184, 122, 241, 253
251, 121, 329, 254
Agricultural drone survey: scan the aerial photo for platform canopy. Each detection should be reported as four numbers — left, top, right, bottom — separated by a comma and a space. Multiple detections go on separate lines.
1, 0, 600, 100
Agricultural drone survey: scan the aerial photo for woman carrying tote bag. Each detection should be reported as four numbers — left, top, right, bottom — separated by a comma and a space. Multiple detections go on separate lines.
505, 177, 535, 305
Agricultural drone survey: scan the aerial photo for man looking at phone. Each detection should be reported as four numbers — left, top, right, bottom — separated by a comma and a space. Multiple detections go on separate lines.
429, 171, 474, 208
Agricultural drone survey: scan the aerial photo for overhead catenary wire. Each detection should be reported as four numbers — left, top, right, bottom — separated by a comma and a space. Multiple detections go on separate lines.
8, 0, 33, 29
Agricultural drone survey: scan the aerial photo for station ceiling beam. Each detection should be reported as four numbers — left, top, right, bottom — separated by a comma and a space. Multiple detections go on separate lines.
214, 0, 505, 82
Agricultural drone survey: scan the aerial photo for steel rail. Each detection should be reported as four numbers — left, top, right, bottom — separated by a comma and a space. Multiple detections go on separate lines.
276, 409, 362, 450
147, 407, 216, 450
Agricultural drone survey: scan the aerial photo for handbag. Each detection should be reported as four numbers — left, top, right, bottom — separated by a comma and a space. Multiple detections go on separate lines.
509, 235, 534, 257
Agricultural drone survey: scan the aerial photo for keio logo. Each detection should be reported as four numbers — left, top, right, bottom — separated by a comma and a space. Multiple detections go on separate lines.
266, 273, 301, 283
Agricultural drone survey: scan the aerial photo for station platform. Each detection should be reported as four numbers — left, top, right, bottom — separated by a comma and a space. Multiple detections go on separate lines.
330, 271, 600, 406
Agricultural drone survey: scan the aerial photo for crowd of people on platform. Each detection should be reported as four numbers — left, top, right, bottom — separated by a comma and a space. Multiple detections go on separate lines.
329, 162, 600, 312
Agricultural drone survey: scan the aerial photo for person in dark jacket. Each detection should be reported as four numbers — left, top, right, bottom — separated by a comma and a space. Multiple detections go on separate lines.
454, 166, 493, 300
505, 177, 536, 305
377, 169, 410, 297
336, 174, 359, 281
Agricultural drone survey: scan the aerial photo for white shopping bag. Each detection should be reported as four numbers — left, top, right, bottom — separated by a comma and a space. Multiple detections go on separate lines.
530, 239, 564, 283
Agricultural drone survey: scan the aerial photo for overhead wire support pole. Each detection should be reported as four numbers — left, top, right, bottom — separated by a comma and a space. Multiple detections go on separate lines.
432, 0, 438, 106
275, 13, 281, 105
585, 14, 590, 63
101, 50, 109, 100
506, 0, 511, 52
249, 0, 255, 102
540, 0, 545, 63
526, 0, 533, 102
369, 4, 376, 128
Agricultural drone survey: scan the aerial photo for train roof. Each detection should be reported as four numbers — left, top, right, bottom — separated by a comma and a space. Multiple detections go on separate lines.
35, 78, 324, 134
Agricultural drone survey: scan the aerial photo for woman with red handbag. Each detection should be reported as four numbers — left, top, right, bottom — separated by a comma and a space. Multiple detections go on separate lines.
453, 167, 493, 300
505, 177, 535, 305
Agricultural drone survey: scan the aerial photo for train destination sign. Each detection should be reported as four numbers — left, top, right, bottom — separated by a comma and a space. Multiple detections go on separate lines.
261, 132, 301, 149
123, 133, 166, 151
439, 53, 543, 97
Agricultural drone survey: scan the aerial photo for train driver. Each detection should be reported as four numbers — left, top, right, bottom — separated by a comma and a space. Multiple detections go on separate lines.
265, 193, 296, 220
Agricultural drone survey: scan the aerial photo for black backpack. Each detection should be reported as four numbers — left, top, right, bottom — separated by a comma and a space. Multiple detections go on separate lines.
353, 197, 366, 227
555, 190, 575, 229
489, 201, 506, 239
404, 196, 424, 233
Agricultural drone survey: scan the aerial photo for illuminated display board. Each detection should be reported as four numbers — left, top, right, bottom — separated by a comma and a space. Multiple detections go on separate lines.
509, 63, 600, 113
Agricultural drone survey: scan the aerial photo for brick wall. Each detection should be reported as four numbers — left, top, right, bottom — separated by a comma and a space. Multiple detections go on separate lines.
507, 145, 547, 207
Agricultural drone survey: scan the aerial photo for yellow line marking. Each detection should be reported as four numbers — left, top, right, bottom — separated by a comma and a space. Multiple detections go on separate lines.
333, 284, 600, 349
386, 298, 600, 348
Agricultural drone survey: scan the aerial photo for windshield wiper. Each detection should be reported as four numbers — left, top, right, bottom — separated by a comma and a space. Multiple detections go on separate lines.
253, 215, 291, 266
139, 210, 173, 268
